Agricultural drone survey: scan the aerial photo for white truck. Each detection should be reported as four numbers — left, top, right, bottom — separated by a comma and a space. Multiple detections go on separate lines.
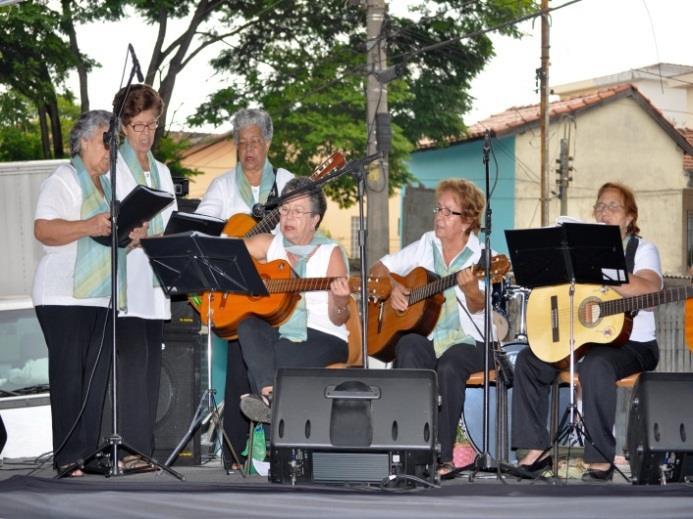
0, 159, 67, 459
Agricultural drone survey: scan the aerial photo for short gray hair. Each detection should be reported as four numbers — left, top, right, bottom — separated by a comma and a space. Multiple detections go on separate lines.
232, 108, 273, 143
281, 176, 327, 229
70, 110, 112, 157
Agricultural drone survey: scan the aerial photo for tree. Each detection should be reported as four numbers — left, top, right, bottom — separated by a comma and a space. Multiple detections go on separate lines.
0, 1, 80, 158
189, 0, 536, 205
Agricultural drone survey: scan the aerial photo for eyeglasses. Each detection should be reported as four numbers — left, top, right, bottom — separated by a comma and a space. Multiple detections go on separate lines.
129, 121, 159, 133
593, 202, 624, 213
433, 206, 463, 217
278, 206, 314, 217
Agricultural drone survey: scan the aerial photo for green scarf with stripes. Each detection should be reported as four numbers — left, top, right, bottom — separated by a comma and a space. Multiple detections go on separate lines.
119, 140, 164, 236
278, 232, 339, 342
235, 159, 276, 210
72, 155, 127, 309
430, 243, 474, 358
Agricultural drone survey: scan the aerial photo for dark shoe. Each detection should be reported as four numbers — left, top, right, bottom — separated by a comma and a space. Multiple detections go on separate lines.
240, 393, 272, 423
581, 467, 614, 482
508, 455, 553, 479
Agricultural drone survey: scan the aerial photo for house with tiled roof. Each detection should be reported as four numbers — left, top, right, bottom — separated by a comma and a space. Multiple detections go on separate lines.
406, 83, 693, 275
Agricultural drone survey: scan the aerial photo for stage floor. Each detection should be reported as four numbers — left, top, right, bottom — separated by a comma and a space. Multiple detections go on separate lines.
1, 457, 692, 518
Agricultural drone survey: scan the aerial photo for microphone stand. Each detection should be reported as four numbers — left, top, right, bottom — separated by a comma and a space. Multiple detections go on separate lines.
65, 55, 181, 480
474, 130, 496, 474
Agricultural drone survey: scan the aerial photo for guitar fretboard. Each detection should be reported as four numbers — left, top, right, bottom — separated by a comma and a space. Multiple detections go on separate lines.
245, 210, 280, 237
599, 285, 693, 316
408, 272, 458, 305
265, 277, 339, 293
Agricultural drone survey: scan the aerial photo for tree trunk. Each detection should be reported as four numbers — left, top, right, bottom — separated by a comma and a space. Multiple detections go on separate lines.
61, 0, 89, 112
47, 94, 64, 158
37, 103, 51, 159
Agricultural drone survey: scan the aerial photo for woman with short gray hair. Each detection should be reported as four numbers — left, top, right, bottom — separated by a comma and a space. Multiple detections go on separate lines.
32, 109, 139, 476
194, 107, 294, 469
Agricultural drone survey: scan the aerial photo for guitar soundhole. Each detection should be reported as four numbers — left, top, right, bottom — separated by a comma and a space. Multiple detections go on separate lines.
304, 419, 312, 439
578, 297, 601, 328
391, 420, 399, 441
278, 419, 285, 439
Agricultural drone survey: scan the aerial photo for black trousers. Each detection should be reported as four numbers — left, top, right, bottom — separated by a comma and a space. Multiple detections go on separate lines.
35, 305, 112, 468
222, 339, 251, 464
116, 317, 163, 457
511, 339, 658, 463
393, 334, 486, 462
238, 317, 348, 392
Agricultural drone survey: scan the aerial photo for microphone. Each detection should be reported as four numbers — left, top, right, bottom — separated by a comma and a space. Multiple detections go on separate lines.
128, 44, 145, 83
251, 203, 266, 219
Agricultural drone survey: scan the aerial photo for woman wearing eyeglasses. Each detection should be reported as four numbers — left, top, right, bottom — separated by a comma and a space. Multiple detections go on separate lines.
511, 182, 661, 482
369, 178, 489, 476
235, 176, 350, 421
111, 84, 178, 470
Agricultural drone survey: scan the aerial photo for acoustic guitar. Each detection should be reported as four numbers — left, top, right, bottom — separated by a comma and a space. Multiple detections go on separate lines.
366, 255, 510, 362
526, 283, 693, 364
200, 258, 391, 340
190, 152, 346, 317
222, 152, 346, 238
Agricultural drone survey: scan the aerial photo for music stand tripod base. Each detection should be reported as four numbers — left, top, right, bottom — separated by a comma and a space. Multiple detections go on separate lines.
141, 233, 268, 475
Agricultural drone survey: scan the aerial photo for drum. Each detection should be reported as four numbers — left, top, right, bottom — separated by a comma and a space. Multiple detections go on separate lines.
461, 342, 570, 464
491, 278, 511, 342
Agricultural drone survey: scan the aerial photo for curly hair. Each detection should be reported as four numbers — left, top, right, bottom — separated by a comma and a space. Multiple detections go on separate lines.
435, 179, 485, 235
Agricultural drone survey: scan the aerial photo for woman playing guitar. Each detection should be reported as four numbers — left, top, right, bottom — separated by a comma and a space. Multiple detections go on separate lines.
237, 177, 351, 422
511, 182, 662, 482
369, 178, 490, 477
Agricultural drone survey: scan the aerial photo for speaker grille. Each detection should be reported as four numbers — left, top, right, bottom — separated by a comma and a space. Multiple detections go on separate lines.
312, 451, 389, 482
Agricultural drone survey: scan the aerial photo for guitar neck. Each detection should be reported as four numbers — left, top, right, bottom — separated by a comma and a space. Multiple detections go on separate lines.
409, 272, 457, 305
245, 210, 280, 237
600, 285, 693, 316
265, 276, 342, 294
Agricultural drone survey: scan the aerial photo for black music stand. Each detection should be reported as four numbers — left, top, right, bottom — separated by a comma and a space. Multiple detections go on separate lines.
504, 223, 627, 478
141, 232, 268, 475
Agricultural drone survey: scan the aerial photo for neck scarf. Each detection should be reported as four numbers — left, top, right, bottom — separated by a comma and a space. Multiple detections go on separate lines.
430, 243, 474, 357
119, 139, 164, 236
278, 231, 335, 342
235, 159, 276, 210
72, 155, 127, 309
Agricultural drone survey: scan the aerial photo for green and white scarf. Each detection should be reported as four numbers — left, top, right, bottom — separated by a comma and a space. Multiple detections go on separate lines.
119, 140, 164, 237
278, 232, 337, 342
235, 159, 276, 210
72, 155, 127, 309
430, 243, 474, 358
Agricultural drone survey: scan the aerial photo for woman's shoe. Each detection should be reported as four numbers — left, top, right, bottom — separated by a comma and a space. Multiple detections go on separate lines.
122, 455, 157, 473
240, 393, 272, 423
581, 466, 614, 482
508, 455, 553, 479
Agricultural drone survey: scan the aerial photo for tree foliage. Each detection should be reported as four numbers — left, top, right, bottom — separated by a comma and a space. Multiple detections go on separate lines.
189, 0, 536, 205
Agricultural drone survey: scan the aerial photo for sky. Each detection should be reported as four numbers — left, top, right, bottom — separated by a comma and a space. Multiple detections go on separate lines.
66, 0, 693, 134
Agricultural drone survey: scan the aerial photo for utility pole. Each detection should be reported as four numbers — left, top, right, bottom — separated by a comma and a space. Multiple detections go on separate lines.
365, 0, 389, 267
539, 0, 550, 225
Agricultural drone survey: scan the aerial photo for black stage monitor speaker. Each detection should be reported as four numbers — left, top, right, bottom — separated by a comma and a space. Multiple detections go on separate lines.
269, 368, 438, 486
626, 372, 693, 484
